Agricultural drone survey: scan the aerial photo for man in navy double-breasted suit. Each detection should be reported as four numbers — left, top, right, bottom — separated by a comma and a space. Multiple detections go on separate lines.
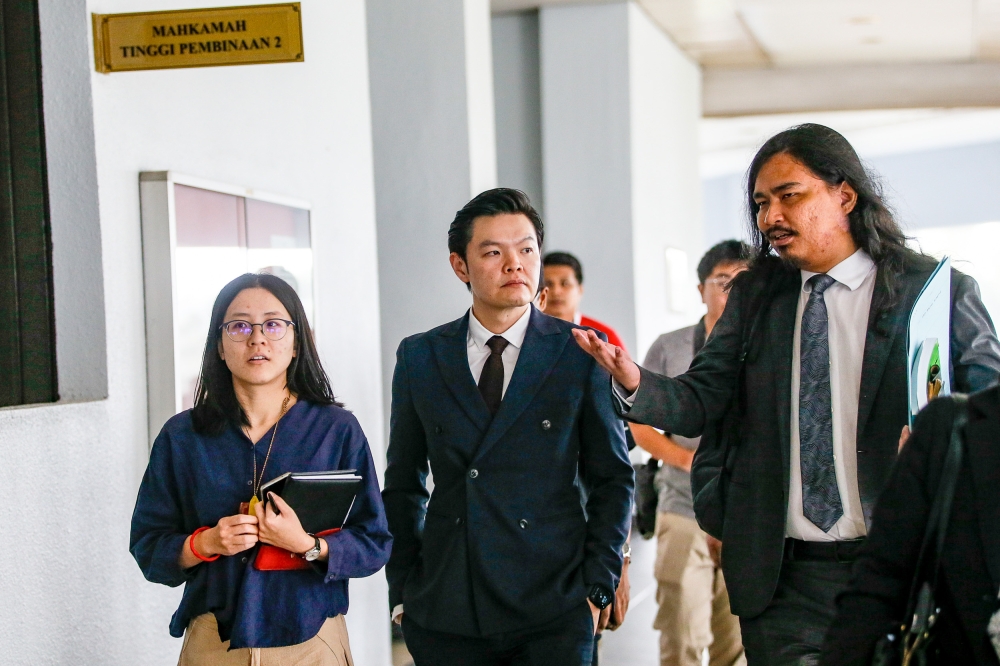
382, 188, 634, 666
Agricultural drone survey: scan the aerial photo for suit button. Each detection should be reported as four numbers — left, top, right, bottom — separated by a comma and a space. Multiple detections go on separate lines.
241, 557, 248, 563
519, 519, 529, 529
455, 517, 463, 526
469, 469, 479, 479
541, 419, 551, 430
435, 425, 443, 434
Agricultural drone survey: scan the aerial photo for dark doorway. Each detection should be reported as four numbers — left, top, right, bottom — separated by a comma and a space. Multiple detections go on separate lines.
0, 0, 57, 406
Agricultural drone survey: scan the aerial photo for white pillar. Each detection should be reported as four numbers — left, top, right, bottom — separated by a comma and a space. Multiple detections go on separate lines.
539, 2, 703, 357
492, 10, 544, 214
367, 0, 498, 428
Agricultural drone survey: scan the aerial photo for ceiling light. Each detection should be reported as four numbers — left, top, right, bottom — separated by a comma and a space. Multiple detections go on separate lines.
848, 15, 879, 26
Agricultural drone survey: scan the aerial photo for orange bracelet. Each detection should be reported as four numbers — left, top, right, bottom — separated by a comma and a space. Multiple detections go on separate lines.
189, 526, 220, 562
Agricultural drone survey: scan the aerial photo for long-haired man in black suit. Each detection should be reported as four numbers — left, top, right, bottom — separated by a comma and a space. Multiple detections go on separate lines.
574, 124, 1000, 664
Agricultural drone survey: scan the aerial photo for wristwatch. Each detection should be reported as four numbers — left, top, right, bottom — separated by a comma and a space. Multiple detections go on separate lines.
302, 535, 322, 562
588, 583, 613, 610
622, 541, 632, 561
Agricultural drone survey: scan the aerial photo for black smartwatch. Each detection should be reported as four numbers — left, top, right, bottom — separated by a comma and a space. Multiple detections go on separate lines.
587, 583, 612, 610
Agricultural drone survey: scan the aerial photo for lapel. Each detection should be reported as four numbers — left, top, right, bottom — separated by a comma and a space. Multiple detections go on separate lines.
473, 307, 568, 462
429, 312, 492, 433
965, 389, 1000, 590
856, 270, 904, 441
770, 273, 800, 498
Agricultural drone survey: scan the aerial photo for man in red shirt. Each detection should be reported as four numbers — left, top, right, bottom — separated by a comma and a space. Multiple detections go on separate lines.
542, 250, 630, 666
542, 252, 626, 351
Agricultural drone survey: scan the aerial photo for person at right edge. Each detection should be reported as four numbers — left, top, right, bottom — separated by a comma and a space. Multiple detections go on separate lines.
821, 388, 1000, 664
572, 123, 1000, 665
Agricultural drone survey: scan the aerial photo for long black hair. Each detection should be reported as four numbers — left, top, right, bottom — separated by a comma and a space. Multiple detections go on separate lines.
745, 123, 932, 311
191, 273, 340, 435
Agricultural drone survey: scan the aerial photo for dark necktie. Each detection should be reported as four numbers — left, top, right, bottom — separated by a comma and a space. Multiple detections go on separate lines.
478, 335, 509, 416
799, 274, 843, 532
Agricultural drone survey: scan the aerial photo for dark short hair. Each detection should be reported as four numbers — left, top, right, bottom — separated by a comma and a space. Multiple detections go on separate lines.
696, 240, 750, 284
746, 123, 928, 311
543, 251, 583, 284
448, 188, 544, 260
191, 273, 340, 435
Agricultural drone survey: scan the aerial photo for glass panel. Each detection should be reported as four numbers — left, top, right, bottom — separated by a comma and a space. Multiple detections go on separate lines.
174, 184, 243, 247
246, 198, 310, 248
170, 185, 314, 412
245, 198, 314, 325
173, 184, 245, 410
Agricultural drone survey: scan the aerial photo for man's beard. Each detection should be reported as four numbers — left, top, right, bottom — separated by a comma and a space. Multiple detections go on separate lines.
777, 251, 804, 270
764, 243, 804, 269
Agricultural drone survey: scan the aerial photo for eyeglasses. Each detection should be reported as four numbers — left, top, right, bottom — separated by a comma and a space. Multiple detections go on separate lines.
703, 276, 734, 288
221, 319, 295, 342
703, 267, 748, 289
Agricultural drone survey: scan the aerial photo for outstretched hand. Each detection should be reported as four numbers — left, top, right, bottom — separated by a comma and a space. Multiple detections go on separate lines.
571, 328, 641, 394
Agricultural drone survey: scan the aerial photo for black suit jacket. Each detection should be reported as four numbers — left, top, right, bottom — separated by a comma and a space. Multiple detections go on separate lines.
383, 306, 634, 636
622, 256, 1000, 617
822, 389, 1000, 665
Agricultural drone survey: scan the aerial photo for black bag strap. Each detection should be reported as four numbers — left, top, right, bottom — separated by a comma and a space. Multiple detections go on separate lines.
719, 266, 784, 473
902, 394, 969, 621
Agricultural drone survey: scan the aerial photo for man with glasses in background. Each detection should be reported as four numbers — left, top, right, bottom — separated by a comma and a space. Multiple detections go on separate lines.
631, 241, 749, 666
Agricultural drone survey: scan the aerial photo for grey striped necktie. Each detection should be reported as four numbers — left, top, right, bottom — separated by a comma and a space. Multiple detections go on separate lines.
800, 273, 843, 532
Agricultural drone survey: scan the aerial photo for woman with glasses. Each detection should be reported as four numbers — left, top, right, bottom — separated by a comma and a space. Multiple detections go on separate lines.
130, 273, 392, 665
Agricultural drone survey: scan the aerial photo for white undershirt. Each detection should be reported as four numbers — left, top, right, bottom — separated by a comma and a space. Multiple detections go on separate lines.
787, 248, 875, 541
392, 304, 532, 621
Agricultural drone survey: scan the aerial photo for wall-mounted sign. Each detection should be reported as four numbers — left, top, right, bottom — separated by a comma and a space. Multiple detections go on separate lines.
92, 3, 303, 73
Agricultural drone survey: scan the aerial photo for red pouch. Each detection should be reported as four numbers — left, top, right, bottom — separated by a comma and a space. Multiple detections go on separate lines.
253, 528, 341, 571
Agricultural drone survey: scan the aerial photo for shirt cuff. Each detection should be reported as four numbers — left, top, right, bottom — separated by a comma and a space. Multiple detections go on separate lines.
611, 379, 638, 410
391, 604, 404, 621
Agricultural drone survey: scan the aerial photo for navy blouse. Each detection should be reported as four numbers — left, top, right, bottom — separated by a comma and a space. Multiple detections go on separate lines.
129, 401, 392, 648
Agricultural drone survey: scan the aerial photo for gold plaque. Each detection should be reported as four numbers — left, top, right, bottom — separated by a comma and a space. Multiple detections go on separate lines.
92, 3, 303, 73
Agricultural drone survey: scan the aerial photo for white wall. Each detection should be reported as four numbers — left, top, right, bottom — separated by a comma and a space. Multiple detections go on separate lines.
540, 2, 704, 359
628, 3, 703, 355
492, 10, 545, 213
367, 0, 498, 431
0, 1, 390, 664
540, 3, 637, 350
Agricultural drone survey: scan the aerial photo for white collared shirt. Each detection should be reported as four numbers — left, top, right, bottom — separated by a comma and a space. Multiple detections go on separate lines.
466, 304, 532, 397
787, 248, 876, 541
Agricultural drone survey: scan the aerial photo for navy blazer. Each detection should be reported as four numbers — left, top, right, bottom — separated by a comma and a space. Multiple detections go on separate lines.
382, 306, 634, 637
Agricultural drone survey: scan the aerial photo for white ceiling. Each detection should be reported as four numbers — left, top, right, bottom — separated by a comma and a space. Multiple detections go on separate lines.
700, 107, 1000, 176
740, 0, 975, 66
493, 0, 1000, 68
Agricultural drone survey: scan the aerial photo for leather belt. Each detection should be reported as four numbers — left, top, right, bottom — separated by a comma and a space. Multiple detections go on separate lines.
783, 538, 865, 563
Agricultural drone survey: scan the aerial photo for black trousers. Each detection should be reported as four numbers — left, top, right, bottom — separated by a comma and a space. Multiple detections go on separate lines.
739, 557, 853, 666
401, 603, 595, 666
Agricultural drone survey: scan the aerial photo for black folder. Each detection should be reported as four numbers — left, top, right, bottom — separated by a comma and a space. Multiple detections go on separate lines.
259, 470, 361, 534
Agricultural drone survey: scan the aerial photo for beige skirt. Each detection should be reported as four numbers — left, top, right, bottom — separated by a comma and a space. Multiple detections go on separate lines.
177, 613, 354, 666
